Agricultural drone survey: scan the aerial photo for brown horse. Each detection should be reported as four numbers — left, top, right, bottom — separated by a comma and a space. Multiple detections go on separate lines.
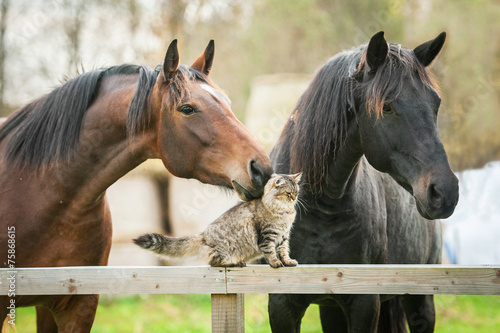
0, 40, 272, 332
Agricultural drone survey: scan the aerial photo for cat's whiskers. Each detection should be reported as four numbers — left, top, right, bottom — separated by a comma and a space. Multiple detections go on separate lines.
295, 197, 309, 218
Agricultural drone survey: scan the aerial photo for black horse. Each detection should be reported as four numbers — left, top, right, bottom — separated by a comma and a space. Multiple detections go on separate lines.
268, 32, 459, 332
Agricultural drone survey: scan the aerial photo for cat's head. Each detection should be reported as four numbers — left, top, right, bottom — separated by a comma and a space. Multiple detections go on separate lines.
264, 173, 302, 203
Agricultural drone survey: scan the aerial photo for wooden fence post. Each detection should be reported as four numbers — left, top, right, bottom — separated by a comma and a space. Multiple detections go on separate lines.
211, 294, 245, 333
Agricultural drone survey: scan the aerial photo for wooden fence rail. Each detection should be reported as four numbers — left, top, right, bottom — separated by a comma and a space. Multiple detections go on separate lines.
1, 265, 499, 332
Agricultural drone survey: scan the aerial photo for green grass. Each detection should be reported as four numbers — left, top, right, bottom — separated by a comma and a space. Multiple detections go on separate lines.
434, 295, 500, 333
8, 294, 500, 332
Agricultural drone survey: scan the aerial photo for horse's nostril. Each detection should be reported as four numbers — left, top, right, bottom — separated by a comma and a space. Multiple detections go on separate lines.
427, 183, 444, 209
249, 160, 264, 188
419, 173, 458, 219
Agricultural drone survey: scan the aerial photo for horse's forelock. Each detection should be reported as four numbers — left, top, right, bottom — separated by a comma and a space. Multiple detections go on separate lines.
356, 43, 440, 117
166, 65, 218, 107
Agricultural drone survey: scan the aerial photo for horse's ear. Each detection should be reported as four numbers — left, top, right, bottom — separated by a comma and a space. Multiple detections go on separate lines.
413, 32, 446, 67
365, 31, 388, 72
160, 39, 179, 84
191, 40, 215, 75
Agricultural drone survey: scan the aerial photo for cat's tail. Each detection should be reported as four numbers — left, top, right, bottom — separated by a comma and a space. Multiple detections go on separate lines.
133, 233, 206, 259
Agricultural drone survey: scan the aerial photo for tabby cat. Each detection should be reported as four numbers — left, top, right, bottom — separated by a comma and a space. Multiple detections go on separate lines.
134, 173, 301, 268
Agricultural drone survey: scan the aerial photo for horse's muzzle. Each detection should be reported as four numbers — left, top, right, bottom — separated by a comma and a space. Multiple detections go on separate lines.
232, 160, 273, 201
415, 171, 459, 220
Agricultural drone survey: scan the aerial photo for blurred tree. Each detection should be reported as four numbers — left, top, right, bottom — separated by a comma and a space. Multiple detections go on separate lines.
62, 0, 87, 74
127, 0, 139, 34
0, 0, 8, 116
152, 0, 189, 45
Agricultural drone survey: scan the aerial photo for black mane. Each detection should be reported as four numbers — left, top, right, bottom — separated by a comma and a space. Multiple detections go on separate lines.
0, 64, 159, 169
278, 43, 438, 191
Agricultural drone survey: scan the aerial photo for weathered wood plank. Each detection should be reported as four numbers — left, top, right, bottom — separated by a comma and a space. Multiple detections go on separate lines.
211, 294, 244, 333
226, 265, 500, 295
1, 265, 499, 296
0, 266, 226, 295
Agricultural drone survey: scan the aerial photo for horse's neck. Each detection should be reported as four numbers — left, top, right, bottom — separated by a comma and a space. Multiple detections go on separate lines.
320, 120, 363, 200
52, 80, 157, 212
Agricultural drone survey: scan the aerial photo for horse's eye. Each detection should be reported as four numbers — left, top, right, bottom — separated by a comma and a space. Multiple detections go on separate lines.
382, 103, 393, 114
178, 105, 196, 116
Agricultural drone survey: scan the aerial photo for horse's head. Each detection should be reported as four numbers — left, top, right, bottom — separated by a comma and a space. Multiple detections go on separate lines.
151, 40, 273, 200
354, 32, 458, 219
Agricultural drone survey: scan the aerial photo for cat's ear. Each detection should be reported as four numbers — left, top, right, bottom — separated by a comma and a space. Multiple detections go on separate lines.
275, 177, 285, 187
292, 173, 302, 183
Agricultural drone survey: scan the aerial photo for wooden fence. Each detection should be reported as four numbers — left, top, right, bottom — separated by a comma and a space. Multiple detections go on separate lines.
1, 265, 499, 332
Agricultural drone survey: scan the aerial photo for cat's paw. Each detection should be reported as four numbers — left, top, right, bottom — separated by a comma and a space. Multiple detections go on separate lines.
282, 259, 298, 267
269, 260, 284, 268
